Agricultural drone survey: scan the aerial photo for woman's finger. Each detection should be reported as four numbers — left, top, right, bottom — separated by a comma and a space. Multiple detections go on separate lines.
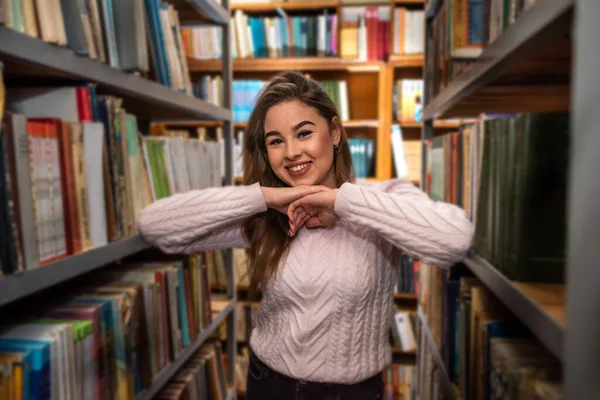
306, 217, 322, 229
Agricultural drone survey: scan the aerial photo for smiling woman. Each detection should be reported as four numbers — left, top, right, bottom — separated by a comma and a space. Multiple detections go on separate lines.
263, 105, 340, 187
137, 71, 474, 400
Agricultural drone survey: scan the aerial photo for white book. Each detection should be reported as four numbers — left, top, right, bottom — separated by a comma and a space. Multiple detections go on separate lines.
245, 14, 255, 58
393, 8, 401, 54
391, 124, 408, 178
338, 81, 350, 121
230, 18, 238, 59
234, 10, 247, 58
394, 312, 416, 352
83, 123, 108, 248
357, 16, 367, 61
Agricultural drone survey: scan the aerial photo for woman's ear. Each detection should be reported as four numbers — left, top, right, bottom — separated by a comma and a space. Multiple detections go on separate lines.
331, 116, 342, 146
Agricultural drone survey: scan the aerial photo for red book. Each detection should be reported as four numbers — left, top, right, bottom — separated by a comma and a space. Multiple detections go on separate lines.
31, 118, 81, 255
76, 87, 93, 122
366, 7, 378, 61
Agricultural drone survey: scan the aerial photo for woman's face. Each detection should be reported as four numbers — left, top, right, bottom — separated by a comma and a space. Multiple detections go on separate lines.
263, 101, 341, 188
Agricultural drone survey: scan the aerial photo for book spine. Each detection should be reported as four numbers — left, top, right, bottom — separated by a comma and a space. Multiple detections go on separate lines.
76, 87, 93, 122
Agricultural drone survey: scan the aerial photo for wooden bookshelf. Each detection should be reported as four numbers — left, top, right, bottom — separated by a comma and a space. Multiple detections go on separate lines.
391, 347, 417, 365
188, 57, 384, 73
172, 0, 229, 24
395, 120, 463, 129
423, 0, 573, 119
392, 0, 425, 4
388, 54, 424, 68
231, 0, 339, 12
394, 292, 418, 302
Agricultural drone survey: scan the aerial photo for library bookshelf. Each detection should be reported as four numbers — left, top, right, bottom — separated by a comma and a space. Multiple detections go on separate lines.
416, 0, 592, 398
0, 0, 238, 398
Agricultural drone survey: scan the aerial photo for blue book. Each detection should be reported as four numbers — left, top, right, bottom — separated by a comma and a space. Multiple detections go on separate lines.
177, 266, 191, 348
0, 339, 51, 400
468, 0, 484, 45
275, 9, 289, 56
301, 17, 308, 57
100, 0, 121, 68
144, 0, 171, 86
292, 17, 302, 56
249, 18, 264, 58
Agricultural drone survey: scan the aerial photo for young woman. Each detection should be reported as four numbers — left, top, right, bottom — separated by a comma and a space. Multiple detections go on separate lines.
138, 71, 473, 400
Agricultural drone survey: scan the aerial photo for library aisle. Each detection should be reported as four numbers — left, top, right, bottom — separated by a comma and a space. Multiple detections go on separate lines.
0, 0, 590, 399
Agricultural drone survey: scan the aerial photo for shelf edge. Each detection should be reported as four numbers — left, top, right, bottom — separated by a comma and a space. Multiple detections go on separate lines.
463, 254, 564, 362
417, 308, 457, 400
0, 235, 152, 308
0, 28, 231, 120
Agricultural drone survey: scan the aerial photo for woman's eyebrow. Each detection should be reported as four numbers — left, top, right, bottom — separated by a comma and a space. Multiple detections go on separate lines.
264, 120, 316, 139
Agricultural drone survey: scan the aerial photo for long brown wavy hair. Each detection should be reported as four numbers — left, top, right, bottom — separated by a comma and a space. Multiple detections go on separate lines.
242, 71, 354, 295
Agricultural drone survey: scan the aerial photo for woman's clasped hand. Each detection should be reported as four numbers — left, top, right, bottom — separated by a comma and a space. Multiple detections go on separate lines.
260, 185, 340, 237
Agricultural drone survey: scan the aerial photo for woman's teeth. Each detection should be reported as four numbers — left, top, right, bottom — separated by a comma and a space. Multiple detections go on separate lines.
289, 163, 309, 172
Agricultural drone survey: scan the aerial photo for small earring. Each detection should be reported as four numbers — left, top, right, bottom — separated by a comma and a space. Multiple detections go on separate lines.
334, 143, 339, 149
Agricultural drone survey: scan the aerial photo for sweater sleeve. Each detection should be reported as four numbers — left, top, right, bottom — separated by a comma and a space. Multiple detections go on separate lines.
333, 179, 474, 268
138, 183, 267, 254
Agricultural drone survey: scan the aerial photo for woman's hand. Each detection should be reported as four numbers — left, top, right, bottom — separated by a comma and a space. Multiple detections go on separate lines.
261, 185, 330, 215
287, 189, 339, 236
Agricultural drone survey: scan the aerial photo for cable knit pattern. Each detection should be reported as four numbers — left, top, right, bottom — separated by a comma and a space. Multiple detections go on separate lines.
138, 179, 474, 384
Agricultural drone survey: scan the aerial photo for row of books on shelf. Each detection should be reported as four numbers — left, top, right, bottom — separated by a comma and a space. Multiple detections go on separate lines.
341, 6, 389, 61
0, 82, 224, 277
155, 340, 229, 400
0, 250, 231, 400
234, 9, 338, 59
419, 263, 563, 399
424, 112, 568, 283
186, 5, 425, 63
391, 125, 421, 183
193, 75, 224, 107
383, 363, 416, 400
231, 79, 350, 122
426, 0, 537, 97
1, 0, 194, 94
348, 138, 375, 178
395, 256, 419, 295
392, 79, 423, 123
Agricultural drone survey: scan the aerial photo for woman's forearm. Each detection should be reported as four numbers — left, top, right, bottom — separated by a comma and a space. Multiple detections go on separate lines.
138, 182, 267, 253
334, 180, 474, 267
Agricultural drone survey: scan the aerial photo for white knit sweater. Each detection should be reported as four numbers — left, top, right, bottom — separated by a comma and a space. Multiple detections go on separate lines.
138, 179, 473, 384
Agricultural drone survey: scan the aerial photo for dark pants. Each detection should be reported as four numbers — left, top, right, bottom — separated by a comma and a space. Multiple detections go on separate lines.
246, 353, 384, 400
